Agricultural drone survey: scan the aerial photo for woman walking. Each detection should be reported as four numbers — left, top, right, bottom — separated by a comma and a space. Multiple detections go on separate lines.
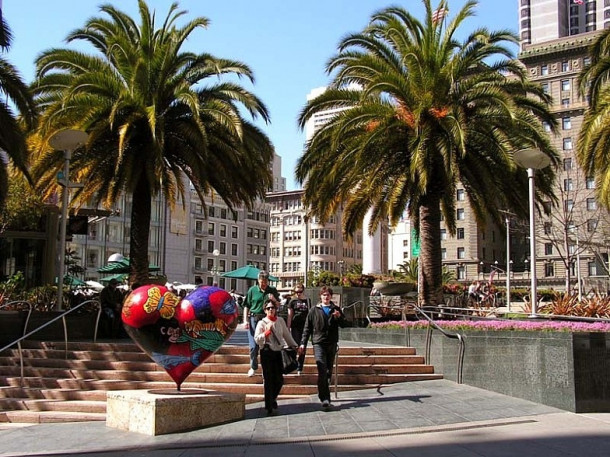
254, 299, 297, 415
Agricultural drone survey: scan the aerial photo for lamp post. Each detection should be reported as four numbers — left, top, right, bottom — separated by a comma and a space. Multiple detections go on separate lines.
514, 148, 551, 317
572, 227, 582, 301
211, 249, 220, 285
50, 129, 88, 310
500, 210, 515, 312
338, 260, 345, 279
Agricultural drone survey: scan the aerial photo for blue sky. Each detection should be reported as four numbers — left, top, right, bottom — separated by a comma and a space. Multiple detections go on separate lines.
3, 0, 518, 190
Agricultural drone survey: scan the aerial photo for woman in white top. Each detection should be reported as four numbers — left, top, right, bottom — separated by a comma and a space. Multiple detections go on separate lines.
254, 299, 297, 415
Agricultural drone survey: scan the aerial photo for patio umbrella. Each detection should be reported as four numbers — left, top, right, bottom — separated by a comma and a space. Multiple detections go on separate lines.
221, 265, 279, 282
85, 280, 104, 291
63, 275, 86, 286
99, 273, 128, 283
97, 258, 160, 274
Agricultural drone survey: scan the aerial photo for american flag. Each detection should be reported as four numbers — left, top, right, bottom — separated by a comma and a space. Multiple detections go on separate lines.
431, 7, 448, 24
572, 0, 584, 5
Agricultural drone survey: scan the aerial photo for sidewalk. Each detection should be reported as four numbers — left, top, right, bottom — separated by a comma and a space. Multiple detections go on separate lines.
2, 379, 610, 456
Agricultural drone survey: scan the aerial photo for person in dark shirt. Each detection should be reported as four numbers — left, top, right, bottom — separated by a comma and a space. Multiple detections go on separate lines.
298, 285, 346, 408
100, 279, 124, 338
287, 284, 310, 374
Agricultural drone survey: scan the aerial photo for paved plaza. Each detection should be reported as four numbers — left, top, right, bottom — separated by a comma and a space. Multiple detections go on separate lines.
1, 378, 610, 457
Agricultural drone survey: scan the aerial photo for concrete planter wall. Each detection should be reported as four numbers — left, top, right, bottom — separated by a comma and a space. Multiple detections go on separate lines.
341, 327, 610, 413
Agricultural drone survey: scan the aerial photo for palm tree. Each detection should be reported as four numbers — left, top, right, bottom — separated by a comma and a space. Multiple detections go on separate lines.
578, 28, 610, 208
297, 0, 558, 306
0, 13, 37, 207
31, 1, 274, 285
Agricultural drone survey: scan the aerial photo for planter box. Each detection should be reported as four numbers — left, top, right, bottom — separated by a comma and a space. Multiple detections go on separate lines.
341, 327, 610, 413
25, 311, 98, 341
0, 311, 25, 347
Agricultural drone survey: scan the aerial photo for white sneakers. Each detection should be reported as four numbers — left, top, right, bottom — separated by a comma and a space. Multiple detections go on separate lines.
321, 399, 330, 408
297, 370, 302, 376
247, 368, 255, 377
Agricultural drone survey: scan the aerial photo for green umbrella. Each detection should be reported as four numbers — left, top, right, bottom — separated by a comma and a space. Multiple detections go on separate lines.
63, 275, 86, 286
97, 258, 160, 274
221, 265, 279, 281
99, 273, 128, 283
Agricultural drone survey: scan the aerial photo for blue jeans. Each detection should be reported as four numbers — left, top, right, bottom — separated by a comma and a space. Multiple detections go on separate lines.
247, 315, 263, 370
313, 343, 338, 402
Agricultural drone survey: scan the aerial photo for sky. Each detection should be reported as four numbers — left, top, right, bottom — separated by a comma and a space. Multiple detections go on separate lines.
3, 0, 518, 190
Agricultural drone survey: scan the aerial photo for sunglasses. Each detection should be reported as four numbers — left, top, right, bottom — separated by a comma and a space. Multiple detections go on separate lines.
265, 307, 276, 311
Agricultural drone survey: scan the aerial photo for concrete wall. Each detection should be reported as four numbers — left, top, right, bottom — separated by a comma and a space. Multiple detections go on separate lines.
341, 328, 610, 413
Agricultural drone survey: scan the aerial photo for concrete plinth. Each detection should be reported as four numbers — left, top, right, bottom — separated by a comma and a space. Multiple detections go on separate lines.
106, 389, 245, 436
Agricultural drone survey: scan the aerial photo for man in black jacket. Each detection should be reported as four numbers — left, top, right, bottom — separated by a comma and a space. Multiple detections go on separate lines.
298, 285, 346, 408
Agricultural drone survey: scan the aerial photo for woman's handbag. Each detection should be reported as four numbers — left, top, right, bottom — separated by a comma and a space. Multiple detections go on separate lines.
281, 347, 298, 374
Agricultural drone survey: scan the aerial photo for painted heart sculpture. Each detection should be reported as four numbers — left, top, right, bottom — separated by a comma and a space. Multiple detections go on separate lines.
121, 284, 239, 390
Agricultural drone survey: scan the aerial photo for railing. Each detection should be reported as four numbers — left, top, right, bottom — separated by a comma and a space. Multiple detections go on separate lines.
0, 300, 101, 385
342, 298, 466, 384
0, 301, 34, 386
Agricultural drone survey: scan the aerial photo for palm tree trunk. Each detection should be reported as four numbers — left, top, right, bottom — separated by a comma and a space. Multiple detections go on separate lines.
418, 197, 444, 307
129, 176, 152, 286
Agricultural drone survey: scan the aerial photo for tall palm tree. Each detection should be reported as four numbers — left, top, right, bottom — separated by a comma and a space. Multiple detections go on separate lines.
578, 28, 610, 208
297, 0, 558, 306
31, 0, 274, 285
0, 13, 37, 207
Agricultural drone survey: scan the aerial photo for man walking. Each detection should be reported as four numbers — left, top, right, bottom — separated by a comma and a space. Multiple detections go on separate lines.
243, 270, 280, 376
298, 286, 346, 408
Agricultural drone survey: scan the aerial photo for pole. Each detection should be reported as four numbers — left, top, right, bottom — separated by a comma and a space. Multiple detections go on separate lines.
506, 214, 511, 312
57, 150, 71, 310
576, 232, 582, 301
528, 168, 538, 317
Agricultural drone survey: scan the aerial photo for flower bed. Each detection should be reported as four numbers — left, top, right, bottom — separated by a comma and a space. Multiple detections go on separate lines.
342, 321, 610, 413
370, 319, 610, 333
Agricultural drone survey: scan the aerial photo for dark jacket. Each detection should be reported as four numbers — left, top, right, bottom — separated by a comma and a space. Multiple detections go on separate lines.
300, 302, 346, 347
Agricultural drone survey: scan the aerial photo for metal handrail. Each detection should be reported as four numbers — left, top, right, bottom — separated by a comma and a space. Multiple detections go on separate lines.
341, 300, 368, 327
0, 301, 33, 387
416, 304, 465, 383
0, 300, 101, 384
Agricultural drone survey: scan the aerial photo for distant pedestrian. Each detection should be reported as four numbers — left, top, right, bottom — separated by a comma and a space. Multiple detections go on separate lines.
287, 284, 310, 374
298, 286, 346, 409
100, 279, 123, 338
243, 270, 280, 377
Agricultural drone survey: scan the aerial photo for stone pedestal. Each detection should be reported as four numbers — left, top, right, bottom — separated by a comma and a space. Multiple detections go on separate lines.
106, 389, 245, 436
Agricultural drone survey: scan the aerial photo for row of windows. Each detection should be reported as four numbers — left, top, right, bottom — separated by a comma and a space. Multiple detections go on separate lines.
270, 231, 302, 242
246, 227, 268, 240
563, 177, 596, 190
542, 261, 600, 278
194, 220, 240, 238
440, 247, 467, 260
563, 198, 598, 211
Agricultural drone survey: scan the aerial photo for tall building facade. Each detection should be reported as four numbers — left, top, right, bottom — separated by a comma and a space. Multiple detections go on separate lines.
519, 0, 610, 47
267, 189, 362, 291
518, 0, 610, 291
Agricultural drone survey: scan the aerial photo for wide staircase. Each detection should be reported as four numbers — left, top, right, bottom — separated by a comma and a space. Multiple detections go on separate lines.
0, 339, 442, 424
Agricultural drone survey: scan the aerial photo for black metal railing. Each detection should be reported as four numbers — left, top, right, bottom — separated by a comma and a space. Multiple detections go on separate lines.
0, 300, 101, 385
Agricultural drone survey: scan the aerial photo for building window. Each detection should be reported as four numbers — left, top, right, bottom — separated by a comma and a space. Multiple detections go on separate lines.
441, 248, 447, 260
562, 117, 571, 129
563, 137, 573, 150
457, 208, 465, 220
587, 198, 597, 210
564, 178, 573, 191
208, 222, 215, 236
587, 219, 598, 232
231, 226, 238, 238
541, 64, 548, 75
541, 82, 549, 94
231, 243, 238, 256
563, 158, 573, 171
544, 222, 552, 235
456, 189, 465, 201
219, 242, 226, 255
588, 261, 598, 276
562, 98, 570, 107
562, 61, 569, 72
544, 243, 553, 255
545, 262, 555, 277
195, 220, 204, 234
441, 229, 447, 240
207, 240, 214, 253
565, 199, 574, 211
457, 228, 465, 239
457, 247, 465, 259
457, 265, 466, 280
220, 224, 227, 237
542, 121, 551, 132
586, 177, 596, 189
561, 79, 571, 91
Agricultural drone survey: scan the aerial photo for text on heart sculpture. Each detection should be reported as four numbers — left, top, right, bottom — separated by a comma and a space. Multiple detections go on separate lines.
121, 285, 239, 389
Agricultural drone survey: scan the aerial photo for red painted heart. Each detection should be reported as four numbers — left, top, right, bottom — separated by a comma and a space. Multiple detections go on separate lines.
121, 285, 239, 389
